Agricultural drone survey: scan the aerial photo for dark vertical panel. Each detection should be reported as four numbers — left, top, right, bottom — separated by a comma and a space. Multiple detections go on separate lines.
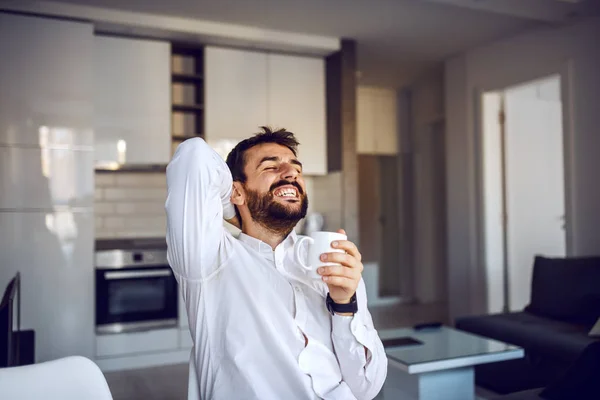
325, 39, 358, 244
397, 88, 416, 300
379, 156, 401, 296
340, 40, 359, 244
326, 52, 342, 172
358, 155, 381, 263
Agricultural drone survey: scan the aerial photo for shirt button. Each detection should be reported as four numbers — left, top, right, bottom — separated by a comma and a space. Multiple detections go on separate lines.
294, 286, 301, 292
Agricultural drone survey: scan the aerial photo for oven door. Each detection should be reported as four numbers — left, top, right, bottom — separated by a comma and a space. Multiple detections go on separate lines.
95, 266, 178, 334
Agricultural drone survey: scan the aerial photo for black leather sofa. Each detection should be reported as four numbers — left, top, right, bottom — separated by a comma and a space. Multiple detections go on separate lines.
455, 256, 600, 394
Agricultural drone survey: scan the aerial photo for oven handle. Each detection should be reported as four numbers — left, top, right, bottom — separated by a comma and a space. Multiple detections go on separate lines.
104, 270, 172, 280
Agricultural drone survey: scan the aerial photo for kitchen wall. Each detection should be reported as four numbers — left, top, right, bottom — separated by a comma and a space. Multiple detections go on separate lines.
95, 173, 167, 238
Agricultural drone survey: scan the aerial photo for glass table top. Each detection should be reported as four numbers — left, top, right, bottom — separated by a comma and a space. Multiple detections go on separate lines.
381, 326, 522, 371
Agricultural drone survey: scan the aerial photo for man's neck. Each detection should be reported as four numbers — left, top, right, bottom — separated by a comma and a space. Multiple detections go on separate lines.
242, 221, 293, 250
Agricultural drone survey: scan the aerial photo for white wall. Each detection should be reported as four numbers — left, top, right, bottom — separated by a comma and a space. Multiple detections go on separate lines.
445, 17, 600, 318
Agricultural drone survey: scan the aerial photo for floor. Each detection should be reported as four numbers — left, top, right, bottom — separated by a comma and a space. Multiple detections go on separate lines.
105, 302, 469, 400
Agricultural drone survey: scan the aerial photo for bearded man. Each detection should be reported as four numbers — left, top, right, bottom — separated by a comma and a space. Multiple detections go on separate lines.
166, 127, 387, 400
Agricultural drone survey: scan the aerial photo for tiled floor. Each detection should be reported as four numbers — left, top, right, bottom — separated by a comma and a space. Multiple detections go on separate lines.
104, 302, 456, 400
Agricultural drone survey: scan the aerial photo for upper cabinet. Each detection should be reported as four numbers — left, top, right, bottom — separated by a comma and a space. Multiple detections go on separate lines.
267, 54, 326, 175
357, 87, 398, 155
204, 47, 268, 158
204, 47, 327, 174
94, 36, 171, 167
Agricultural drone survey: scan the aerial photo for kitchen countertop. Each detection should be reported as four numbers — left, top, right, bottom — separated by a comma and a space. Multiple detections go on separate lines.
95, 237, 167, 251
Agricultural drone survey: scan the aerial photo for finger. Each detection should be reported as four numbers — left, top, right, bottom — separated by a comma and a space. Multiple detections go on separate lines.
337, 229, 346, 236
321, 252, 359, 270
322, 275, 356, 289
331, 240, 362, 261
317, 265, 356, 279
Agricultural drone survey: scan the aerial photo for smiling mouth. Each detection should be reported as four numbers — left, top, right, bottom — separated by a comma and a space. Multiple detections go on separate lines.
273, 185, 299, 200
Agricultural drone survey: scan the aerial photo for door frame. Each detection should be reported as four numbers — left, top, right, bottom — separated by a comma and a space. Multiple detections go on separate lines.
472, 61, 576, 312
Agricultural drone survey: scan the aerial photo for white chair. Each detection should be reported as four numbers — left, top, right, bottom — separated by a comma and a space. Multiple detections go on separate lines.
0, 356, 113, 399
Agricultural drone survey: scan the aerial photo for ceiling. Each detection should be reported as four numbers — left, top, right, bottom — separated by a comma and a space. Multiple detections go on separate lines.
39, 0, 584, 87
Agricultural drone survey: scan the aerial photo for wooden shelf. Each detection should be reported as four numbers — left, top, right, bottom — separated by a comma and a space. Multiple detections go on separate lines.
172, 104, 203, 113
172, 134, 202, 142
172, 73, 203, 84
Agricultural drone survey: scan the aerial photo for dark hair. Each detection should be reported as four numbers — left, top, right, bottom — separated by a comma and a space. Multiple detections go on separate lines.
226, 126, 299, 183
225, 126, 300, 224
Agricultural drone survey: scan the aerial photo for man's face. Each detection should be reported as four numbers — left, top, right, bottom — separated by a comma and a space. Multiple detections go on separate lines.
240, 143, 308, 231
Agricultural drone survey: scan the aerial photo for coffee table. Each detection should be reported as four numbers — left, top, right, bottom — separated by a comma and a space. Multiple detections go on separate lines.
375, 326, 524, 400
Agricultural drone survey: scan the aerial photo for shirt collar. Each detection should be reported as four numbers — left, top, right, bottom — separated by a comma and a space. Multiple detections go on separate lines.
238, 230, 298, 253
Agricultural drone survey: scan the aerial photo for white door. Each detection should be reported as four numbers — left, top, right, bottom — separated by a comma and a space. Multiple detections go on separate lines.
504, 76, 566, 311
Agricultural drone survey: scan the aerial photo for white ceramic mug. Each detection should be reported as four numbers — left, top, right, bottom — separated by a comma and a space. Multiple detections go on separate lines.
294, 231, 347, 279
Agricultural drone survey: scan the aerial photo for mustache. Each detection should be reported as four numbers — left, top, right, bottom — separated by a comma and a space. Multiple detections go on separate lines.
269, 180, 304, 195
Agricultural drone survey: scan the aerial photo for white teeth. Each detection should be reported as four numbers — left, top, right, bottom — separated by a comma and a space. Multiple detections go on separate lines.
275, 188, 297, 197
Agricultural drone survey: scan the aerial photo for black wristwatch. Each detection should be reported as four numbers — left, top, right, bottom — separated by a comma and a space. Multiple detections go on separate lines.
326, 293, 358, 315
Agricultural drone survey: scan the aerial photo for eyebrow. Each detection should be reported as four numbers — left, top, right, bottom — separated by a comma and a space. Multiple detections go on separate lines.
257, 156, 303, 169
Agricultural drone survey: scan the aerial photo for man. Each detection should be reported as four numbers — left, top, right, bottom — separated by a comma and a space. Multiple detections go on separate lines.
166, 127, 387, 400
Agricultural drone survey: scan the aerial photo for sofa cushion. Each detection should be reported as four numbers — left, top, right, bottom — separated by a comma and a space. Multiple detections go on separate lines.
525, 256, 600, 325
456, 312, 597, 363
540, 341, 600, 400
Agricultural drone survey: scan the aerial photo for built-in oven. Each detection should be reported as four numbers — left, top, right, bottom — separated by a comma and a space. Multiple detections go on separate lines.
95, 249, 178, 334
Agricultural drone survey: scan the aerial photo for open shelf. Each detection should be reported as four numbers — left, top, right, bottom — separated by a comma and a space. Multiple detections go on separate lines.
172, 104, 203, 113
172, 73, 203, 84
171, 44, 204, 153
172, 135, 202, 142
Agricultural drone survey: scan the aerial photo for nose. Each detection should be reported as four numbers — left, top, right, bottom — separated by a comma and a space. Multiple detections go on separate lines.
280, 163, 299, 180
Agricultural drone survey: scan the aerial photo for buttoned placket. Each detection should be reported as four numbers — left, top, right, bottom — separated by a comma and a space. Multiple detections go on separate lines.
274, 242, 309, 344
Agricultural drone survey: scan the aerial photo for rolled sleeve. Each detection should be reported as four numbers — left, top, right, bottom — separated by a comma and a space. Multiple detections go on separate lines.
330, 281, 387, 400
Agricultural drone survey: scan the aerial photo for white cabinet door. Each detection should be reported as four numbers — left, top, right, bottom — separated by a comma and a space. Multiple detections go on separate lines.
373, 89, 398, 155
357, 87, 398, 155
94, 36, 171, 166
267, 54, 327, 175
357, 87, 377, 154
205, 46, 268, 158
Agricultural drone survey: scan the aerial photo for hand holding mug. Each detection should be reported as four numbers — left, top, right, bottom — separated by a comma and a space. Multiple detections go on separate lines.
294, 229, 363, 305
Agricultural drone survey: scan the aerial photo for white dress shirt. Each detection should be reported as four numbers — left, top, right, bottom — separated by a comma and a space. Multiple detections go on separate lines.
165, 138, 387, 400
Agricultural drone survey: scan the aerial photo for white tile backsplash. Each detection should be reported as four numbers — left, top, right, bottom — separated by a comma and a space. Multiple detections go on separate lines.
94, 172, 340, 239
95, 172, 166, 238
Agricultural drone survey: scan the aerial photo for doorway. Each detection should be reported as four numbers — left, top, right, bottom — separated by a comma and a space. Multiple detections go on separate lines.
482, 74, 567, 313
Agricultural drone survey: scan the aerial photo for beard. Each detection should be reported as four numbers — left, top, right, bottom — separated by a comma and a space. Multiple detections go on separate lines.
244, 180, 308, 237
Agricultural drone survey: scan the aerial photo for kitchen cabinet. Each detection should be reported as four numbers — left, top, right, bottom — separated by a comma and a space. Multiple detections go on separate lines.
94, 36, 171, 167
357, 87, 398, 155
0, 12, 95, 362
204, 47, 327, 174
267, 54, 327, 175
205, 46, 268, 145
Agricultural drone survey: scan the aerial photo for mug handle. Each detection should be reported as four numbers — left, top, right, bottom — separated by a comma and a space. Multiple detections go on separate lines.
294, 236, 314, 271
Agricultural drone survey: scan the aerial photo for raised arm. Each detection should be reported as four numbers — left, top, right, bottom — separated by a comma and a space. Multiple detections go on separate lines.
165, 138, 236, 280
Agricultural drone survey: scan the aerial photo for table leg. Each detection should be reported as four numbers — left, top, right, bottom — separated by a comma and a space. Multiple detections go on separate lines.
377, 366, 475, 400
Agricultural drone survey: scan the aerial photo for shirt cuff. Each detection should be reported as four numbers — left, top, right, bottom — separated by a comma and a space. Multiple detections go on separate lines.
331, 313, 355, 339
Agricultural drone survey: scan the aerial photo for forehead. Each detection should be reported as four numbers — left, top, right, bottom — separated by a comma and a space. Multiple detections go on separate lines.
245, 143, 297, 168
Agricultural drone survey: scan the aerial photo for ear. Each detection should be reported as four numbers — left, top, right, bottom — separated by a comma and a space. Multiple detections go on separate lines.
230, 181, 245, 206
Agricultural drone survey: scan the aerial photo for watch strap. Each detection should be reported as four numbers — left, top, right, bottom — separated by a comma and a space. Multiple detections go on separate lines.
326, 293, 358, 315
